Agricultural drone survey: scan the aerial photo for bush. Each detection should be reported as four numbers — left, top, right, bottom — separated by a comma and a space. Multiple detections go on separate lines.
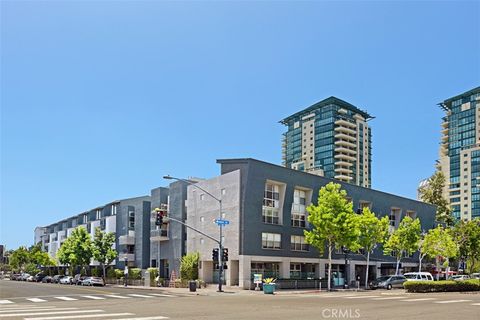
147, 268, 158, 286
404, 280, 480, 293
91, 268, 100, 277
129, 268, 142, 280
180, 252, 199, 280
107, 268, 116, 279
114, 269, 124, 279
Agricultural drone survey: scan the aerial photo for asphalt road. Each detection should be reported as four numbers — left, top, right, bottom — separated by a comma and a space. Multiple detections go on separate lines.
1, 280, 480, 320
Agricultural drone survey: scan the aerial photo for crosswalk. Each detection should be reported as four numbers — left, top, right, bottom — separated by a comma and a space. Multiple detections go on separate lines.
0, 293, 177, 305
0, 305, 169, 320
279, 292, 480, 307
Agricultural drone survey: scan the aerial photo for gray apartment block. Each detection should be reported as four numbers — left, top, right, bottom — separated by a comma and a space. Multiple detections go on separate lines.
35, 195, 151, 269
186, 158, 436, 289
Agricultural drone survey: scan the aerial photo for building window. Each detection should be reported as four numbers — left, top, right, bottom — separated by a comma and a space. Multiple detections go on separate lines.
221, 188, 226, 195
357, 201, 371, 213
291, 235, 308, 251
263, 183, 280, 225
290, 263, 302, 279
128, 209, 135, 229
112, 204, 117, 216
200, 194, 205, 201
389, 208, 401, 227
406, 211, 416, 219
291, 189, 306, 227
96, 210, 102, 220
262, 232, 281, 249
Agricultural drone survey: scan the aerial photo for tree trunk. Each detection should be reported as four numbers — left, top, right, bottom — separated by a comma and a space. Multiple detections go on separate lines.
418, 256, 423, 273
327, 244, 332, 291
436, 257, 440, 281
395, 258, 400, 275
365, 251, 370, 289
102, 263, 106, 282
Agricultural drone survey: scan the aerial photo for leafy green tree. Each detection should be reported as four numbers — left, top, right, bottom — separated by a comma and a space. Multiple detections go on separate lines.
422, 226, 458, 280
357, 208, 389, 288
29, 243, 56, 267
57, 227, 93, 274
92, 227, 118, 280
180, 252, 200, 280
383, 217, 421, 275
304, 182, 360, 291
418, 167, 454, 226
9, 247, 30, 271
454, 219, 480, 274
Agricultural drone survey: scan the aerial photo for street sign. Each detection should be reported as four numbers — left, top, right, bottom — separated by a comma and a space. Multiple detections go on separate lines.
253, 273, 263, 284
214, 219, 230, 225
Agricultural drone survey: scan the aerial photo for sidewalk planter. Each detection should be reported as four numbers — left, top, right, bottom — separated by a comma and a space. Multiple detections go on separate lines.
263, 283, 276, 294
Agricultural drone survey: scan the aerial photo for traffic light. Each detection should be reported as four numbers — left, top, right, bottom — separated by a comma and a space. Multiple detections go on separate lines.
155, 208, 166, 226
212, 248, 219, 262
222, 248, 228, 262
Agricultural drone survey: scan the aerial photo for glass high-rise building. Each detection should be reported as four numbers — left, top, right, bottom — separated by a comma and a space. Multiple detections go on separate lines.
439, 87, 480, 221
281, 96, 372, 188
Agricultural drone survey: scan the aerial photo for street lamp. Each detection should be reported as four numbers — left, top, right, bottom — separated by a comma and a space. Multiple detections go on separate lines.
342, 246, 350, 289
163, 175, 225, 292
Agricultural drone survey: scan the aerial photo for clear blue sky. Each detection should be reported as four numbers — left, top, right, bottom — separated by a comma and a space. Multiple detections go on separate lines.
1, 1, 479, 249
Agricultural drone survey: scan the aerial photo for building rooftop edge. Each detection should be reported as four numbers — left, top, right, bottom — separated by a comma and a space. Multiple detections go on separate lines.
440, 86, 480, 108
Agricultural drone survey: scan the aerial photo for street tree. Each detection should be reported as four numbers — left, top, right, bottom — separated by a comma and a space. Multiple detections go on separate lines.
92, 227, 117, 280
304, 182, 360, 291
9, 246, 30, 271
422, 226, 458, 280
357, 208, 389, 288
57, 226, 93, 274
453, 219, 480, 274
418, 167, 454, 226
383, 216, 421, 275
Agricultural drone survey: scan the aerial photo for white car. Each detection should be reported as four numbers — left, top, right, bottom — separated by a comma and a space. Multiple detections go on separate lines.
451, 275, 470, 281
59, 276, 73, 284
404, 272, 434, 281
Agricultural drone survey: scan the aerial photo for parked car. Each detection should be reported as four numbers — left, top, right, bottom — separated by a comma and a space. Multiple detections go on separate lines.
73, 274, 86, 285
20, 273, 31, 281
404, 272, 434, 281
52, 275, 64, 283
34, 273, 47, 282
59, 276, 73, 284
369, 275, 407, 290
451, 275, 470, 281
81, 277, 105, 286
10, 274, 21, 281
470, 273, 480, 280
26, 275, 35, 282
41, 276, 52, 283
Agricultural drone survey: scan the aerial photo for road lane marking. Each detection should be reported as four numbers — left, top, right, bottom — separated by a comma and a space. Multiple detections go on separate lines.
53, 296, 78, 301
82, 295, 105, 300
372, 296, 405, 300
0, 308, 73, 314
26, 298, 47, 302
0, 309, 103, 317
127, 294, 154, 298
400, 298, 436, 302
344, 295, 379, 299
0, 300, 14, 304
24, 312, 134, 320
471, 303, 480, 306
434, 299, 471, 304
148, 293, 176, 298
102, 295, 131, 299
114, 317, 169, 320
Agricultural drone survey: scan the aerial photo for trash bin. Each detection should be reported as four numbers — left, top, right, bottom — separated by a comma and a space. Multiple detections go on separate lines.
189, 280, 197, 292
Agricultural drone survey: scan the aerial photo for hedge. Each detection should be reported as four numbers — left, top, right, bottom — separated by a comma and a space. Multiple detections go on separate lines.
404, 280, 480, 293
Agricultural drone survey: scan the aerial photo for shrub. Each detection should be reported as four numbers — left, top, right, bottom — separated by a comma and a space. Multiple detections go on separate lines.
91, 268, 100, 277
180, 252, 199, 280
114, 269, 124, 279
129, 268, 142, 280
106, 268, 116, 279
147, 268, 158, 286
404, 280, 480, 293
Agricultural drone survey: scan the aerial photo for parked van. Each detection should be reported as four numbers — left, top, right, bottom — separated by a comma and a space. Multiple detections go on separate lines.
404, 272, 434, 281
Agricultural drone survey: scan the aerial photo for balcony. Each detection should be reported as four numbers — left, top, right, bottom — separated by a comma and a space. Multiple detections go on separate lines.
334, 167, 353, 174
334, 132, 356, 141
334, 125, 356, 135
335, 119, 356, 128
118, 234, 135, 245
334, 146, 356, 154
334, 174, 353, 181
335, 160, 353, 167
335, 139, 357, 149
334, 153, 356, 162
150, 229, 169, 242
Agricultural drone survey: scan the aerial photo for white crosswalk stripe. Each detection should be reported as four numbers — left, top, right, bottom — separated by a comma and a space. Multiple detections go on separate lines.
81, 295, 106, 300
0, 309, 102, 317
344, 295, 379, 299
471, 303, 480, 306
53, 296, 78, 301
434, 299, 472, 304
148, 293, 176, 298
128, 294, 154, 298
114, 317, 169, 320
26, 298, 47, 302
24, 312, 134, 320
372, 296, 405, 300
0, 307, 63, 313
400, 298, 436, 302
0, 300, 14, 304
102, 294, 131, 299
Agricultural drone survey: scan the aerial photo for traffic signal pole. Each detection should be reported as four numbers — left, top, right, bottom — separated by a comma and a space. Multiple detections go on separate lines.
218, 200, 224, 292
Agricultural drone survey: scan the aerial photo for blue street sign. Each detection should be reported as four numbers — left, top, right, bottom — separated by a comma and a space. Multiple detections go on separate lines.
215, 219, 230, 225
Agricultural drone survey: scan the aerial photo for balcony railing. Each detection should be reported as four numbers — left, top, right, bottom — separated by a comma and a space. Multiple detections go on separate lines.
150, 229, 169, 241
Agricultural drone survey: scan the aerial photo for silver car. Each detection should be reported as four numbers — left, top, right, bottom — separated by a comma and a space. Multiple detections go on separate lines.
82, 277, 105, 286
369, 275, 407, 290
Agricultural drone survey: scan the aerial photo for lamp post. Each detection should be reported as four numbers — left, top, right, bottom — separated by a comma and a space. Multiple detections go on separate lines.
124, 256, 128, 287
163, 175, 224, 292
342, 246, 349, 289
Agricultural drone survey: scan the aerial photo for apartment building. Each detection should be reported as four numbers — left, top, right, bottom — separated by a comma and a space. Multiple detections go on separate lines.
438, 87, 480, 221
281, 96, 372, 187
35, 196, 151, 269
186, 158, 436, 289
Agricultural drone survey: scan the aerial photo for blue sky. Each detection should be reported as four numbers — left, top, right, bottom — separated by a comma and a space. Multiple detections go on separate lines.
1, 1, 479, 249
